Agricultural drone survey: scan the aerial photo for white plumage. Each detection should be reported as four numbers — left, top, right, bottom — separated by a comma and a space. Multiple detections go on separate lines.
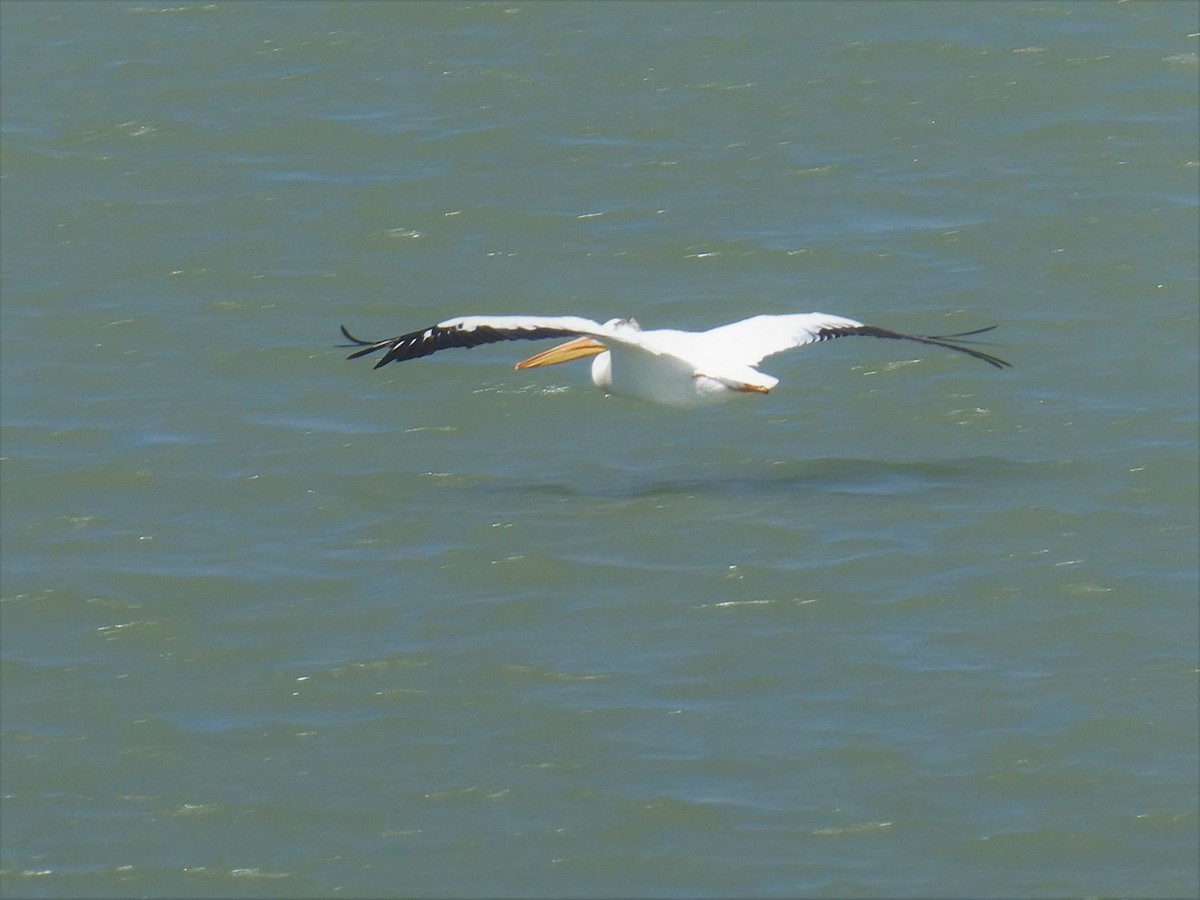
341, 312, 1009, 408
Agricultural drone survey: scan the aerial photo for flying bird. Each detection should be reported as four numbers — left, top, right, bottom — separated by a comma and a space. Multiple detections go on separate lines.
340, 313, 1009, 408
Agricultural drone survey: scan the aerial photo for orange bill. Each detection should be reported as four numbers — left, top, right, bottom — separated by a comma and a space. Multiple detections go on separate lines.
515, 337, 607, 370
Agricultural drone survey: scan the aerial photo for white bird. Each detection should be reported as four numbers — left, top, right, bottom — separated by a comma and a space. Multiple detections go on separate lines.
340, 313, 1009, 408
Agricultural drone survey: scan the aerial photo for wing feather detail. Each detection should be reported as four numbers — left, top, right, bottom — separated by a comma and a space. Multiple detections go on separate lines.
702, 313, 1011, 369
340, 315, 610, 369
812, 323, 1011, 368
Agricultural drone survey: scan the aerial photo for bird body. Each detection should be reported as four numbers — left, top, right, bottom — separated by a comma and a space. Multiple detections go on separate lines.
341, 312, 1009, 408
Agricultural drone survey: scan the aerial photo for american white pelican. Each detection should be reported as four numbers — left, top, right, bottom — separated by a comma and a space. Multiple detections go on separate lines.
340, 313, 1009, 408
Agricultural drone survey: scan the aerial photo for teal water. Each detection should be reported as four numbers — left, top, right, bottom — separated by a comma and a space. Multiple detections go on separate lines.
2, 1, 1198, 897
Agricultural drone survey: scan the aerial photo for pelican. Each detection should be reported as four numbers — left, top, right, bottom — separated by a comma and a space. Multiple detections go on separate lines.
340, 313, 1009, 408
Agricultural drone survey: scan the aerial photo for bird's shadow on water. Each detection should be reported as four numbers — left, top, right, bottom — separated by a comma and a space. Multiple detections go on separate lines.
484, 455, 1054, 502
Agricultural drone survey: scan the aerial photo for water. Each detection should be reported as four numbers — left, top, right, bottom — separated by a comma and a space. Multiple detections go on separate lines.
2, 1, 1197, 896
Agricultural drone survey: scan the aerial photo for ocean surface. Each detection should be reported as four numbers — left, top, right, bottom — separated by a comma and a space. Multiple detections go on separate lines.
2, 2, 1197, 897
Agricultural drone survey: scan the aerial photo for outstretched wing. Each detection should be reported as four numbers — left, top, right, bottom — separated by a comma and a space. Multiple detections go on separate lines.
340, 315, 612, 369
702, 313, 1011, 369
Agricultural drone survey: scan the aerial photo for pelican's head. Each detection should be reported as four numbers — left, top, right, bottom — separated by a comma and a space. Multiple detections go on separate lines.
606, 317, 640, 331
514, 317, 638, 372
514, 336, 613, 393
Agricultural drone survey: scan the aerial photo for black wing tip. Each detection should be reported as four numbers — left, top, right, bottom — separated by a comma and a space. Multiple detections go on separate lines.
916, 327, 1012, 369
926, 325, 999, 341
972, 351, 1013, 369
926, 326, 1012, 367
928, 330, 1012, 369
821, 323, 1013, 369
340, 323, 401, 363
340, 323, 371, 346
